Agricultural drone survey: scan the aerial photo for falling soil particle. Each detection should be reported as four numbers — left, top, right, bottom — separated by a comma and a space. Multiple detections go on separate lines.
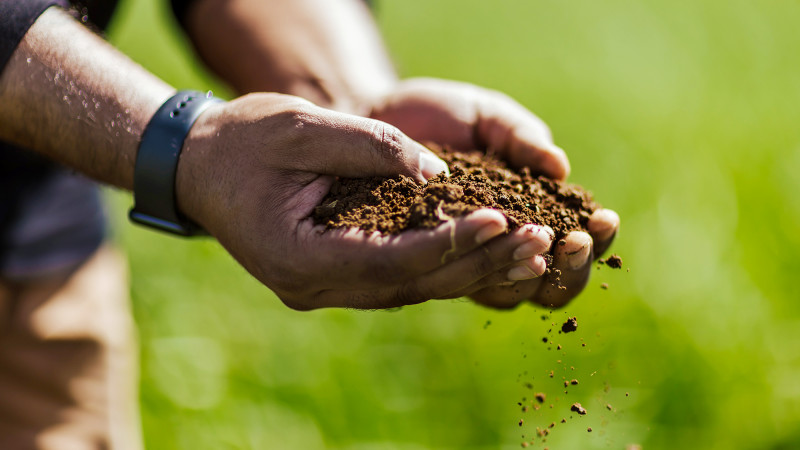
535, 393, 546, 403
570, 379, 579, 385
561, 418, 567, 424
571, 403, 588, 415
561, 317, 578, 333
606, 403, 614, 411
518, 419, 524, 427
587, 427, 593, 432
549, 371, 554, 378
521, 443, 529, 448
542, 337, 548, 343
557, 344, 562, 350
600, 282, 608, 290
549, 422, 555, 428
603, 254, 623, 269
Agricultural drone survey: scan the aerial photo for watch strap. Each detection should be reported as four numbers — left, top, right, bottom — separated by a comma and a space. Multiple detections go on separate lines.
129, 90, 223, 236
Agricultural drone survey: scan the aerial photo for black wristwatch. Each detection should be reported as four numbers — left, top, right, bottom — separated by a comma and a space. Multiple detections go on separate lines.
129, 90, 224, 236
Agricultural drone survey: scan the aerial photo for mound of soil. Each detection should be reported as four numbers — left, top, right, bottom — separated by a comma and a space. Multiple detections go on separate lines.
312, 146, 599, 243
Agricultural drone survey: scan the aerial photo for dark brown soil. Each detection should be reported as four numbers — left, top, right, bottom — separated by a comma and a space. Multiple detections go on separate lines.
571, 403, 587, 415
603, 254, 623, 269
312, 146, 599, 242
561, 317, 578, 333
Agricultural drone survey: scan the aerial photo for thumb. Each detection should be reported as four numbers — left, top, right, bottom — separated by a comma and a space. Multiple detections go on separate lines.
296, 109, 449, 183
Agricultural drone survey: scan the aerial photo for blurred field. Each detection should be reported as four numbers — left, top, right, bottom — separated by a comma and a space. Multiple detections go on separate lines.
106, 0, 800, 448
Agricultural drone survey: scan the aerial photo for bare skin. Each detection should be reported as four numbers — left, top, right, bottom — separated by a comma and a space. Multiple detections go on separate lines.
0, 7, 555, 310
183, 0, 620, 308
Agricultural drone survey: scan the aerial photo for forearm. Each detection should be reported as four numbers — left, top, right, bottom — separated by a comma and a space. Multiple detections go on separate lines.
184, 0, 396, 113
0, 6, 174, 189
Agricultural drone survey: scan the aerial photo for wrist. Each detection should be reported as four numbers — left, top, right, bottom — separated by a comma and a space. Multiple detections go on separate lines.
129, 91, 225, 236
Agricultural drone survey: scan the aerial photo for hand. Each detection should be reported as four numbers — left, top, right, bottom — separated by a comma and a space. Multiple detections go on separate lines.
174, 93, 556, 310
370, 78, 620, 309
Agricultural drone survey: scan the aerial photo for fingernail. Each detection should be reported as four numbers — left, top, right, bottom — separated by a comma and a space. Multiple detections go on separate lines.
512, 226, 553, 260
419, 152, 450, 178
508, 264, 540, 281
541, 225, 555, 242
565, 232, 592, 270
588, 209, 620, 242
513, 240, 541, 261
475, 221, 507, 245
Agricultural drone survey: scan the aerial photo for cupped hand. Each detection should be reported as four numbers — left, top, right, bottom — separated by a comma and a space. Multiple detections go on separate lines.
173, 93, 556, 310
369, 78, 620, 309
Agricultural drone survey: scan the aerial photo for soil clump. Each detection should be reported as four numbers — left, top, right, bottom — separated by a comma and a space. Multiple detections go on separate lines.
602, 254, 623, 269
561, 317, 578, 333
313, 146, 599, 242
571, 403, 587, 415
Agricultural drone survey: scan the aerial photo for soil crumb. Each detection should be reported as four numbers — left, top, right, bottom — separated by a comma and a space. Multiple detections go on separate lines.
313, 145, 598, 242
535, 393, 546, 403
603, 254, 623, 269
571, 403, 587, 415
561, 317, 578, 333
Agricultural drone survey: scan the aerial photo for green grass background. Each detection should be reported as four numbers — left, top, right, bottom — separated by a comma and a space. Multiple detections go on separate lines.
104, 0, 800, 448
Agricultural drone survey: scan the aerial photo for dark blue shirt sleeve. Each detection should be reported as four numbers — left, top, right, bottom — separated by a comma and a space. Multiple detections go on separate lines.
0, 0, 68, 73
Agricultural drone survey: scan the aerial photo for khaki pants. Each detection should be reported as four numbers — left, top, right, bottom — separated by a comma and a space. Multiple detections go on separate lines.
0, 246, 142, 450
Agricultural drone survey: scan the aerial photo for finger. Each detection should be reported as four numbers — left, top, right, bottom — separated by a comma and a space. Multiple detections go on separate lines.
443, 255, 548, 308
468, 277, 544, 309
587, 209, 620, 258
293, 208, 509, 290
294, 224, 552, 309
532, 231, 593, 308
474, 91, 571, 180
285, 107, 447, 183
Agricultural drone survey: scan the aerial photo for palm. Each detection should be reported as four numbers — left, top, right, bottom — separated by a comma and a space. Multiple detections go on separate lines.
370, 78, 620, 309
